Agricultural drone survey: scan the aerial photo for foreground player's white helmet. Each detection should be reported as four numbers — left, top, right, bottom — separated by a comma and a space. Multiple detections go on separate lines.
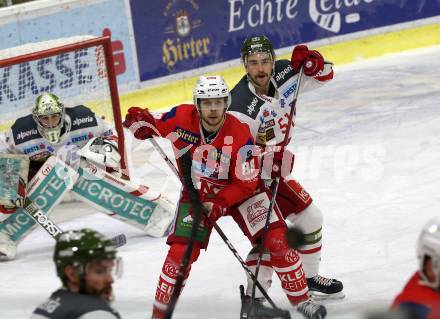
417, 218, 440, 290
193, 75, 230, 109
32, 93, 65, 143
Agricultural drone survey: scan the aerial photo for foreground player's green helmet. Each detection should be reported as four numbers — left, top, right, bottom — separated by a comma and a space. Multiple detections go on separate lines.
32, 93, 65, 143
240, 36, 275, 63
54, 229, 116, 281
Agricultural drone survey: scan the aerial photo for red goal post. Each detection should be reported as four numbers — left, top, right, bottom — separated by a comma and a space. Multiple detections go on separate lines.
0, 35, 128, 175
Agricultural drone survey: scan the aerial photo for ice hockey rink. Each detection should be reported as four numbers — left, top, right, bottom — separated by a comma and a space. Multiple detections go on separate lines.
1, 45, 439, 319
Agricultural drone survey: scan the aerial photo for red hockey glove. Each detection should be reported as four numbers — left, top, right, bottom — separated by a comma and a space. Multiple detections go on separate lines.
261, 146, 294, 179
290, 45, 324, 77
123, 107, 157, 140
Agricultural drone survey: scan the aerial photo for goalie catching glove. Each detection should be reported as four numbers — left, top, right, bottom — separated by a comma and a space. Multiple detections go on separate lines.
80, 136, 121, 169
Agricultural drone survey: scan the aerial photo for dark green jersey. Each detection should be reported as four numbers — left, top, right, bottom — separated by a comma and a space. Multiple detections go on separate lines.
30, 288, 121, 319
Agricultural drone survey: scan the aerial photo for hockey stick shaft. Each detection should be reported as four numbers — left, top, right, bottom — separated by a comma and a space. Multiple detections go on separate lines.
250, 65, 305, 311
149, 138, 180, 177
149, 140, 282, 311
164, 152, 203, 319
23, 198, 127, 248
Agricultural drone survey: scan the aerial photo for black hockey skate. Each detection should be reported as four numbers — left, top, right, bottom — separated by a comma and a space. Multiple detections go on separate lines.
297, 300, 327, 319
239, 285, 291, 319
307, 275, 344, 300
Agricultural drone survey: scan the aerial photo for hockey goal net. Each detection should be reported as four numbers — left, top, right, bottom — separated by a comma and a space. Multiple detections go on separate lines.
0, 35, 127, 172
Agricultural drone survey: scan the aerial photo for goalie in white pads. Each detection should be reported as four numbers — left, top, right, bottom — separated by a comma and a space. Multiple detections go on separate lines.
0, 93, 174, 260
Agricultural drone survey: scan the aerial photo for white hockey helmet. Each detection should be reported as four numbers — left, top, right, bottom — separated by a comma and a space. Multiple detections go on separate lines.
193, 75, 230, 109
32, 93, 65, 143
417, 218, 440, 290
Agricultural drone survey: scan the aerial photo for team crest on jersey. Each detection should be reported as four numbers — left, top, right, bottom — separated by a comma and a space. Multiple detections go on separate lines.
247, 199, 268, 228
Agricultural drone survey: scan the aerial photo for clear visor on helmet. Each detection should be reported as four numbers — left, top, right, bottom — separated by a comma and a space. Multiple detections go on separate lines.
245, 52, 273, 67
84, 257, 123, 280
198, 97, 228, 110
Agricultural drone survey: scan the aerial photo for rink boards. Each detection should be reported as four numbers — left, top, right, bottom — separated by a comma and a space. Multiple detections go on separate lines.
118, 20, 440, 113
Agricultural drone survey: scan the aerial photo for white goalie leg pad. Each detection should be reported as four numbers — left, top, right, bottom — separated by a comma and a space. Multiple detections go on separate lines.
287, 203, 323, 277
0, 231, 17, 260
245, 250, 274, 299
0, 155, 77, 259
72, 159, 176, 237
0, 153, 29, 209
143, 196, 176, 237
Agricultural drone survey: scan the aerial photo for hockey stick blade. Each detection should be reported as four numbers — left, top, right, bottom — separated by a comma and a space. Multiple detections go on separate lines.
240, 285, 291, 319
24, 198, 127, 248
23, 197, 63, 238
110, 233, 127, 248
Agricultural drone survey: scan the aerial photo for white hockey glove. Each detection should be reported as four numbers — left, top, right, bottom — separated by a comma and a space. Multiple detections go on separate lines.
80, 136, 121, 169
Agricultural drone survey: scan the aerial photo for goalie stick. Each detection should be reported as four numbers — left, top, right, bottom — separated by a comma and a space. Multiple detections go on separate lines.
250, 65, 305, 316
149, 139, 290, 317
22, 197, 127, 248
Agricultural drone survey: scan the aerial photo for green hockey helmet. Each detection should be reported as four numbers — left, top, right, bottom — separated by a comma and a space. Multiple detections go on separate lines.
240, 36, 275, 64
32, 93, 65, 143
54, 229, 117, 281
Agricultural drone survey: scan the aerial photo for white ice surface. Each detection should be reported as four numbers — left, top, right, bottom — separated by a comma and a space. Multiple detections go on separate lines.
1, 46, 440, 319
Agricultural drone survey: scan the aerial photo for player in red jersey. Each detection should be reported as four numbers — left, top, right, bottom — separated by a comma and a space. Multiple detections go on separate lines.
391, 218, 440, 319
124, 75, 326, 319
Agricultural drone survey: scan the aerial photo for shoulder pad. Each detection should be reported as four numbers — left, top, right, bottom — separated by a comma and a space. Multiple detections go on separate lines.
229, 77, 264, 120
273, 60, 294, 87
11, 115, 41, 145
66, 105, 98, 131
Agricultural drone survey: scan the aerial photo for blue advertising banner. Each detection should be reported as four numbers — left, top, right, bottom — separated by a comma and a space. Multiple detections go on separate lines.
130, 0, 440, 82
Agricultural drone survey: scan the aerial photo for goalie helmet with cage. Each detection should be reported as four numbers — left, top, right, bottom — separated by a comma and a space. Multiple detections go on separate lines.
54, 228, 121, 284
240, 35, 275, 64
32, 93, 65, 143
417, 218, 440, 290
193, 75, 230, 109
